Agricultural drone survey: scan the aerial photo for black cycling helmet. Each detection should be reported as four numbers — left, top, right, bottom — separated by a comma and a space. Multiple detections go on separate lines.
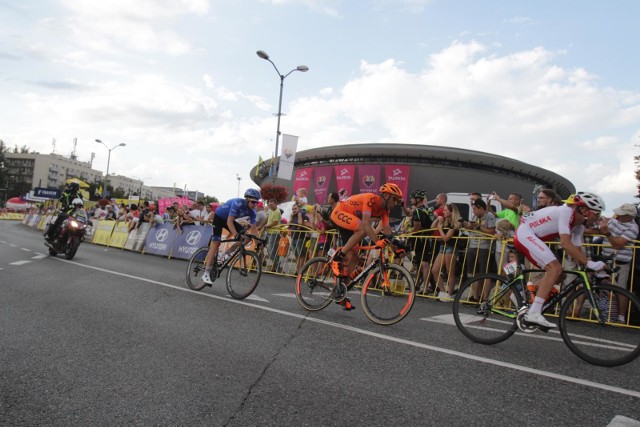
410, 189, 427, 200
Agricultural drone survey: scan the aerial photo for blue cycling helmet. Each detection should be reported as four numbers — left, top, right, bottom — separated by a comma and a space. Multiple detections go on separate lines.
244, 188, 261, 201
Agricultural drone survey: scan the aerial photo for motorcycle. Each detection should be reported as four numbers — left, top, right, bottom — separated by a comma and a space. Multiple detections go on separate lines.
45, 214, 92, 260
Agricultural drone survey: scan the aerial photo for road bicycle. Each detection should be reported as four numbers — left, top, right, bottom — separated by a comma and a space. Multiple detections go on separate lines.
186, 233, 266, 300
452, 258, 640, 366
295, 243, 416, 326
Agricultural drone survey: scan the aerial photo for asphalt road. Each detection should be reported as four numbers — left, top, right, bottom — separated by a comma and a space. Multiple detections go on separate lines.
1, 220, 640, 426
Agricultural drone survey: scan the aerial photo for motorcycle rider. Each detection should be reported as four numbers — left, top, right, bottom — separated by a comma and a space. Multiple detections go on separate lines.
46, 182, 82, 241
70, 198, 88, 223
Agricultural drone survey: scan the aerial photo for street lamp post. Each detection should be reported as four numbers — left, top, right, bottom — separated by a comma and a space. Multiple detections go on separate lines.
236, 174, 242, 197
95, 139, 126, 197
256, 50, 308, 178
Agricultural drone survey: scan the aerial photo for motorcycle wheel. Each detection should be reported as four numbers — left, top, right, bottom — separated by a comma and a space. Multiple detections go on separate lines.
64, 237, 80, 260
48, 248, 57, 256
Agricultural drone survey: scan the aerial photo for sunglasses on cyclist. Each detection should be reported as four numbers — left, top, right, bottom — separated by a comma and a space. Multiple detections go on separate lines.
247, 199, 258, 205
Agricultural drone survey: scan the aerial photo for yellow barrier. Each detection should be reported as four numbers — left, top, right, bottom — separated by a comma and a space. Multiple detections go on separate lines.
108, 222, 130, 248
92, 220, 116, 246
0, 212, 25, 220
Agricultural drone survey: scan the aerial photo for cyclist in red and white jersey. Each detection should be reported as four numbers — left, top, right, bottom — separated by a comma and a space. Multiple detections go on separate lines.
513, 191, 606, 328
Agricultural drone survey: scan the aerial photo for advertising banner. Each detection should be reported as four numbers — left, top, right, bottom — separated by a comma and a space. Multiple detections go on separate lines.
124, 223, 150, 252
313, 166, 332, 204
34, 187, 61, 199
334, 165, 355, 199
92, 220, 116, 246
108, 222, 132, 248
384, 165, 410, 199
277, 134, 298, 181
170, 225, 212, 260
357, 164, 381, 194
143, 223, 176, 256
293, 167, 312, 197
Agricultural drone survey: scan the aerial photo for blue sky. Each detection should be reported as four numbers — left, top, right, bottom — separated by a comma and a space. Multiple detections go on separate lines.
1, 0, 639, 213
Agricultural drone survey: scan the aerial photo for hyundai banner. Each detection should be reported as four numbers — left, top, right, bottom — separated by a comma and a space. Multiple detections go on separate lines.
170, 225, 212, 260
144, 223, 176, 256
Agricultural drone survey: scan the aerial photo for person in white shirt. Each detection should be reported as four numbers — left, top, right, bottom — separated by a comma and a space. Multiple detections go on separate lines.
513, 191, 607, 328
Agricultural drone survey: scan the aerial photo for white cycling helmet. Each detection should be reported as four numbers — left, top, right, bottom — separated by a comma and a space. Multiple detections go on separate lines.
72, 198, 84, 206
574, 191, 605, 212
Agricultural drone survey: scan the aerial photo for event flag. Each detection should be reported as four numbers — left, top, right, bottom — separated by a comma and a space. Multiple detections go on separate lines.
384, 165, 410, 199
277, 134, 298, 180
357, 164, 381, 194
313, 166, 332, 204
255, 155, 265, 178
293, 167, 312, 197
334, 165, 355, 199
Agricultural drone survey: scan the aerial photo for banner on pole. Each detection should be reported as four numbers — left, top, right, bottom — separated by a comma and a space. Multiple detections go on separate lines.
277, 134, 298, 180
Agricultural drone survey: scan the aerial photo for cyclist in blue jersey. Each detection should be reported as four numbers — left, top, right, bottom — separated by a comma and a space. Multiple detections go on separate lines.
201, 188, 261, 285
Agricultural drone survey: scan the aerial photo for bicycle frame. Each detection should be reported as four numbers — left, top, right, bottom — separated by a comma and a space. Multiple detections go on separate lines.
331, 244, 391, 287
213, 234, 265, 274
486, 268, 601, 322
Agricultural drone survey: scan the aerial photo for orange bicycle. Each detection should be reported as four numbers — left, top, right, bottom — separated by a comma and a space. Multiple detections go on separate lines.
295, 243, 416, 325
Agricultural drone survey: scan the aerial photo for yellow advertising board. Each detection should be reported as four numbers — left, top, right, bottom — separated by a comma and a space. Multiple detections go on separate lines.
92, 220, 116, 246
108, 222, 130, 248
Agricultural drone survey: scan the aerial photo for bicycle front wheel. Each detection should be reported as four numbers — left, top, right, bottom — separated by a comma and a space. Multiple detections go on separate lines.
361, 263, 416, 325
186, 247, 209, 291
559, 284, 640, 367
452, 273, 520, 344
295, 257, 335, 311
226, 250, 262, 300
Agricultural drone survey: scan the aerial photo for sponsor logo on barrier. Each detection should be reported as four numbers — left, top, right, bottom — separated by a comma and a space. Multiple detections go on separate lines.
185, 230, 201, 246
177, 245, 199, 255
155, 228, 169, 242
149, 242, 168, 251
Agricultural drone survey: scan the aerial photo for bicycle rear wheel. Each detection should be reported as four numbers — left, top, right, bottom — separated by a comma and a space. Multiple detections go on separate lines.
452, 273, 520, 344
295, 257, 335, 311
186, 247, 209, 291
361, 263, 416, 325
226, 250, 262, 300
559, 284, 640, 366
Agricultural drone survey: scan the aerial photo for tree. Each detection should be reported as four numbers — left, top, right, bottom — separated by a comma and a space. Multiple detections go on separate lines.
260, 183, 289, 204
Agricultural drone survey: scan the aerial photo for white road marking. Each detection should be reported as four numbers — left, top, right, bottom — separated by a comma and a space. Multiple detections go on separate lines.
273, 293, 298, 299
32, 253, 47, 259
21, 248, 31, 252
244, 294, 269, 302
9, 260, 31, 265
9, 244, 17, 247
55, 257, 640, 399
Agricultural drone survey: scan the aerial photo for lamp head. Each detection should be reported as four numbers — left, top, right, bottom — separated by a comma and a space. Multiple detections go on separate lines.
95, 139, 102, 143
119, 143, 126, 147
256, 50, 270, 60
297, 65, 309, 72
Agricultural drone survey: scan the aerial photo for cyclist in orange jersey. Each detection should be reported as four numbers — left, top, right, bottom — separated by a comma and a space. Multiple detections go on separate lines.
329, 183, 403, 310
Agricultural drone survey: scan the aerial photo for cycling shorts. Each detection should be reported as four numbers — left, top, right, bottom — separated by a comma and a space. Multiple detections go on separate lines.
211, 214, 242, 242
330, 209, 361, 232
513, 226, 557, 268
